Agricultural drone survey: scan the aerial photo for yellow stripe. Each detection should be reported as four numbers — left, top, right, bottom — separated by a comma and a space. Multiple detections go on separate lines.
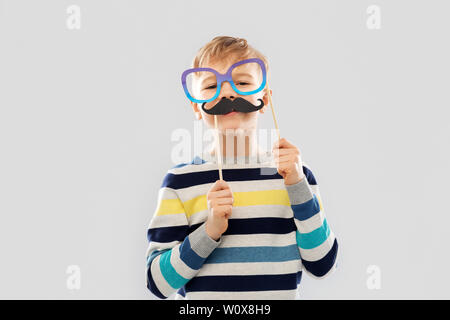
183, 195, 207, 218
155, 198, 185, 216
183, 189, 290, 218
156, 189, 322, 218
316, 194, 323, 211
234, 189, 290, 207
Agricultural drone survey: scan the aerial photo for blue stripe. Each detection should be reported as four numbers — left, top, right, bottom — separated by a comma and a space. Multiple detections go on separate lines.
180, 218, 296, 240
147, 224, 188, 243
146, 250, 169, 299
203, 218, 295, 237
296, 219, 330, 250
297, 270, 303, 284
177, 287, 186, 297
161, 167, 283, 189
221, 217, 297, 235
205, 244, 300, 264
159, 249, 189, 289
147, 248, 192, 298
148, 217, 296, 247
147, 267, 167, 299
178, 236, 206, 270
303, 166, 317, 185
302, 238, 338, 277
184, 272, 300, 292
291, 194, 321, 221
146, 249, 164, 268
163, 164, 316, 189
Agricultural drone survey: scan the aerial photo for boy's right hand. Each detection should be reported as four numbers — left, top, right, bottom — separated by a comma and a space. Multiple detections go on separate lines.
205, 179, 233, 241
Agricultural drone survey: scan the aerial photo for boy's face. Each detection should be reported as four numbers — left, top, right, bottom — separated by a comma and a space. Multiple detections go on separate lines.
190, 56, 271, 131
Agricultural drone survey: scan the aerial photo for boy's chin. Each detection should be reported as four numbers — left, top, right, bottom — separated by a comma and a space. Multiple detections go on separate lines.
219, 120, 253, 131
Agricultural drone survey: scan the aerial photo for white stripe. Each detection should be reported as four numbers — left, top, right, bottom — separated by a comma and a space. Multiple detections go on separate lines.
230, 204, 293, 219
187, 204, 293, 225
150, 254, 174, 297
177, 184, 211, 202
310, 184, 319, 194
188, 210, 208, 226
156, 186, 179, 200
294, 210, 326, 234
177, 289, 298, 300
147, 240, 181, 254
145, 246, 158, 259
149, 213, 188, 229
196, 260, 301, 277
231, 204, 294, 219
219, 231, 297, 248
299, 231, 336, 262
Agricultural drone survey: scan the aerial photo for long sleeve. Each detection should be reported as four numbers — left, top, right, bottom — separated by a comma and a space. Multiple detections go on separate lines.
285, 165, 338, 278
145, 174, 221, 299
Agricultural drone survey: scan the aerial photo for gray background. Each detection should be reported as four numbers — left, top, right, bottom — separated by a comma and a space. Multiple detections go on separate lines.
0, 0, 449, 299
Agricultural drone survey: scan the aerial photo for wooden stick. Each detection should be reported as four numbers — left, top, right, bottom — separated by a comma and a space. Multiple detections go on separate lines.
266, 81, 280, 142
214, 115, 223, 180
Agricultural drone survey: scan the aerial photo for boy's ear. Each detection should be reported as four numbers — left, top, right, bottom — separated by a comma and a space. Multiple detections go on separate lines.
191, 101, 202, 120
260, 88, 272, 113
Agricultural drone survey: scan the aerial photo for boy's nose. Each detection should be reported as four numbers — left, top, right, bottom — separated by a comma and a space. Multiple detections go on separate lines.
219, 81, 236, 100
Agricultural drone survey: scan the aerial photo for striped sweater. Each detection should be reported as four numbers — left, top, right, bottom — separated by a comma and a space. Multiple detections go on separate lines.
146, 151, 338, 299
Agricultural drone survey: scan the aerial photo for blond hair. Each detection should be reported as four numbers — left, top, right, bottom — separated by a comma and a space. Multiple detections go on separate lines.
192, 36, 270, 83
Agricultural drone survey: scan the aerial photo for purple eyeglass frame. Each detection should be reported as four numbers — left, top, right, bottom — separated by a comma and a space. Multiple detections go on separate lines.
181, 58, 267, 104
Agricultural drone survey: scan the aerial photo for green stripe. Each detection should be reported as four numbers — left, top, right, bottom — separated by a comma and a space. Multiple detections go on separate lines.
159, 249, 189, 289
296, 218, 330, 250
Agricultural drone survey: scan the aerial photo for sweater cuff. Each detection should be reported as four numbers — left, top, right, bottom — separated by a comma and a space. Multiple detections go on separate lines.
188, 222, 221, 258
285, 176, 314, 205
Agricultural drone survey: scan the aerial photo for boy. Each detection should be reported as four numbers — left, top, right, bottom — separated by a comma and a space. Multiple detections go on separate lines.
146, 36, 338, 299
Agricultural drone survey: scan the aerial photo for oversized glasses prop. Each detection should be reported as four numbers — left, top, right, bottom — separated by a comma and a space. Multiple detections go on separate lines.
181, 58, 280, 179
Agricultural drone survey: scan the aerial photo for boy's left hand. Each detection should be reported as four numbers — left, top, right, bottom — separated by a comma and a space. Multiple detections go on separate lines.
272, 138, 306, 185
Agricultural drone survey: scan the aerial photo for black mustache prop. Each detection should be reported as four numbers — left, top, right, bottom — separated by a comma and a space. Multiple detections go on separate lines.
201, 97, 264, 115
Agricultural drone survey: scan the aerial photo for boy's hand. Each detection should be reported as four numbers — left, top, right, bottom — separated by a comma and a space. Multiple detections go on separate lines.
205, 179, 233, 241
272, 138, 306, 185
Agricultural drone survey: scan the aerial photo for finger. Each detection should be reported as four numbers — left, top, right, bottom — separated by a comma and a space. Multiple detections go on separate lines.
272, 148, 299, 158
274, 154, 297, 164
273, 137, 294, 149
276, 159, 296, 171
213, 197, 233, 206
277, 153, 301, 162
217, 179, 231, 190
211, 179, 230, 192
273, 148, 295, 155
277, 162, 292, 171
211, 189, 233, 199
216, 205, 233, 217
